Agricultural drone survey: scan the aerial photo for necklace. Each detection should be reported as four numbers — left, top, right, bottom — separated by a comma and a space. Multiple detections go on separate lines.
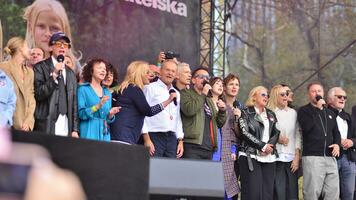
168, 103, 173, 120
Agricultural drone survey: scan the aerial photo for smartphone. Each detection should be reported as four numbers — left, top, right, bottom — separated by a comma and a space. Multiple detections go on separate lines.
0, 142, 49, 199
0, 162, 31, 197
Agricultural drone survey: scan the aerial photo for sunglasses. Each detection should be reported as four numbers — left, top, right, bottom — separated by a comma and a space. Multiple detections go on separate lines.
335, 95, 347, 100
279, 91, 290, 97
194, 74, 210, 80
54, 41, 70, 49
261, 93, 269, 98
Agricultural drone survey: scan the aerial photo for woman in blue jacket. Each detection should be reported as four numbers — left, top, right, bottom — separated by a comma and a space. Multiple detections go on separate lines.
77, 58, 120, 141
0, 69, 16, 127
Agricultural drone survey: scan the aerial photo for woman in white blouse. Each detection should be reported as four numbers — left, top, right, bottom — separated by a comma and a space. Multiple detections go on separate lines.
267, 84, 301, 200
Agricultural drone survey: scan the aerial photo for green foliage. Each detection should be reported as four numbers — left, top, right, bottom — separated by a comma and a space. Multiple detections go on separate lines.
227, 0, 356, 112
0, 0, 27, 44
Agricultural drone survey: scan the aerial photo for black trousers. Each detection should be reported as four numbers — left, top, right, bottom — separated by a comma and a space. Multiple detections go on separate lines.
183, 143, 213, 160
239, 156, 276, 200
274, 161, 298, 200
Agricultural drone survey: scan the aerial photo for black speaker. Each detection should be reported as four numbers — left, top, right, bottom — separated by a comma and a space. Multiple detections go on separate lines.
12, 130, 150, 200
149, 158, 224, 200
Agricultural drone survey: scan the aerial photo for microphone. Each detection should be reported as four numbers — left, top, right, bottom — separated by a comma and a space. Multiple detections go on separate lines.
202, 80, 209, 87
233, 100, 240, 109
57, 55, 65, 62
315, 95, 326, 108
202, 80, 212, 97
169, 89, 177, 106
233, 101, 241, 122
57, 55, 65, 77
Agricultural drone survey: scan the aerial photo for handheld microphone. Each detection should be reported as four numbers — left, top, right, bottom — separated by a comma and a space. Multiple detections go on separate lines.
57, 55, 65, 62
57, 55, 65, 77
202, 80, 212, 97
233, 101, 241, 122
315, 95, 326, 108
202, 80, 208, 87
233, 100, 240, 109
169, 89, 177, 106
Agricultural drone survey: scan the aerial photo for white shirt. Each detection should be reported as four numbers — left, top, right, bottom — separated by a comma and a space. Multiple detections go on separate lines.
51, 56, 69, 136
142, 79, 184, 139
255, 107, 276, 163
274, 107, 301, 162
336, 115, 348, 140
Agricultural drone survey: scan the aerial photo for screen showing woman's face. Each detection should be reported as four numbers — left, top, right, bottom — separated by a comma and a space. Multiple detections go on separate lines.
34, 10, 62, 53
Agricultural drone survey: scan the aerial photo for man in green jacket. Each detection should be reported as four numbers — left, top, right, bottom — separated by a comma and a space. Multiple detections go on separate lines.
180, 67, 227, 159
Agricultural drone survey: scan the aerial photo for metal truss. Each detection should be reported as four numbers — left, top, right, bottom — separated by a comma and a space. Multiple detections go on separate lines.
199, 0, 228, 77
199, 0, 238, 77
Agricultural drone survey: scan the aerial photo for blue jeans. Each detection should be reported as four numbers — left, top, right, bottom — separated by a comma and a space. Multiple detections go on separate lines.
149, 132, 177, 158
338, 154, 356, 200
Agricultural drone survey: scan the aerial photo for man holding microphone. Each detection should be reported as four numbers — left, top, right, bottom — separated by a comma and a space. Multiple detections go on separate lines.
33, 32, 79, 137
180, 67, 227, 159
297, 82, 341, 200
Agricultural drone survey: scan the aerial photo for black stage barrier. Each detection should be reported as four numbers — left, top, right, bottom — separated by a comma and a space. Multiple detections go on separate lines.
149, 158, 225, 200
11, 130, 149, 200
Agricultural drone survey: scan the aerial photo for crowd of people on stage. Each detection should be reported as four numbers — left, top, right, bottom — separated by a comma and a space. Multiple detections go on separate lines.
1, 0, 356, 200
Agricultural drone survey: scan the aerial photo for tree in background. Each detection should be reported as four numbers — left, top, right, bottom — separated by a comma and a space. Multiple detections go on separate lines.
0, 0, 27, 60
227, 0, 356, 111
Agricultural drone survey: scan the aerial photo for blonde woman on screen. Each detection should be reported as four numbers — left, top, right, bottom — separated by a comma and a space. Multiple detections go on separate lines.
23, 0, 79, 69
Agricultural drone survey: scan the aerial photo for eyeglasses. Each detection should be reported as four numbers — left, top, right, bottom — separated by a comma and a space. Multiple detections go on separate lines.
54, 41, 70, 49
261, 93, 269, 98
335, 95, 347, 100
280, 91, 289, 97
194, 74, 210, 80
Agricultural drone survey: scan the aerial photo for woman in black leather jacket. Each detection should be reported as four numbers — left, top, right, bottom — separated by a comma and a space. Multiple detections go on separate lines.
237, 86, 280, 200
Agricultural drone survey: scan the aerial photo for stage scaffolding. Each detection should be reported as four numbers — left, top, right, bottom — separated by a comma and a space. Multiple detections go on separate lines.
200, 0, 225, 77
200, 0, 238, 77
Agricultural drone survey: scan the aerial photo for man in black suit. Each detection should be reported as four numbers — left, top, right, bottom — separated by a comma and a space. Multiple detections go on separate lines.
33, 32, 79, 137
327, 87, 356, 200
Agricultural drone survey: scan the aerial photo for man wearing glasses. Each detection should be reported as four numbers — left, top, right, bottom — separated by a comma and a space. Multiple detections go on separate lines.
33, 32, 79, 137
327, 87, 356, 200
180, 67, 226, 159
297, 82, 341, 200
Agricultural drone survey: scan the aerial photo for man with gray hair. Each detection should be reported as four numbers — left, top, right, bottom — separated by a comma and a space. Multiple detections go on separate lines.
327, 87, 356, 200
174, 62, 191, 91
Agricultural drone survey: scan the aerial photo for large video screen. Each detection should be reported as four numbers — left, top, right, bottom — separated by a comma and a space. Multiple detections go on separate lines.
1, 0, 201, 79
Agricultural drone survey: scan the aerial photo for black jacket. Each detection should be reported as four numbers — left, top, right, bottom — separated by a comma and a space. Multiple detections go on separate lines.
238, 106, 280, 156
297, 103, 341, 157
33, 57, 79, 135
329, 106, 356, 161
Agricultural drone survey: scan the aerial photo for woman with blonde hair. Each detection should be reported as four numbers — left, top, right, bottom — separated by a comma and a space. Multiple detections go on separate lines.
0, 37, 36, 131
237, 86, 279, 200
267, 85, 301, 200
23, 0, 79, 68
110, 61, 176, 144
